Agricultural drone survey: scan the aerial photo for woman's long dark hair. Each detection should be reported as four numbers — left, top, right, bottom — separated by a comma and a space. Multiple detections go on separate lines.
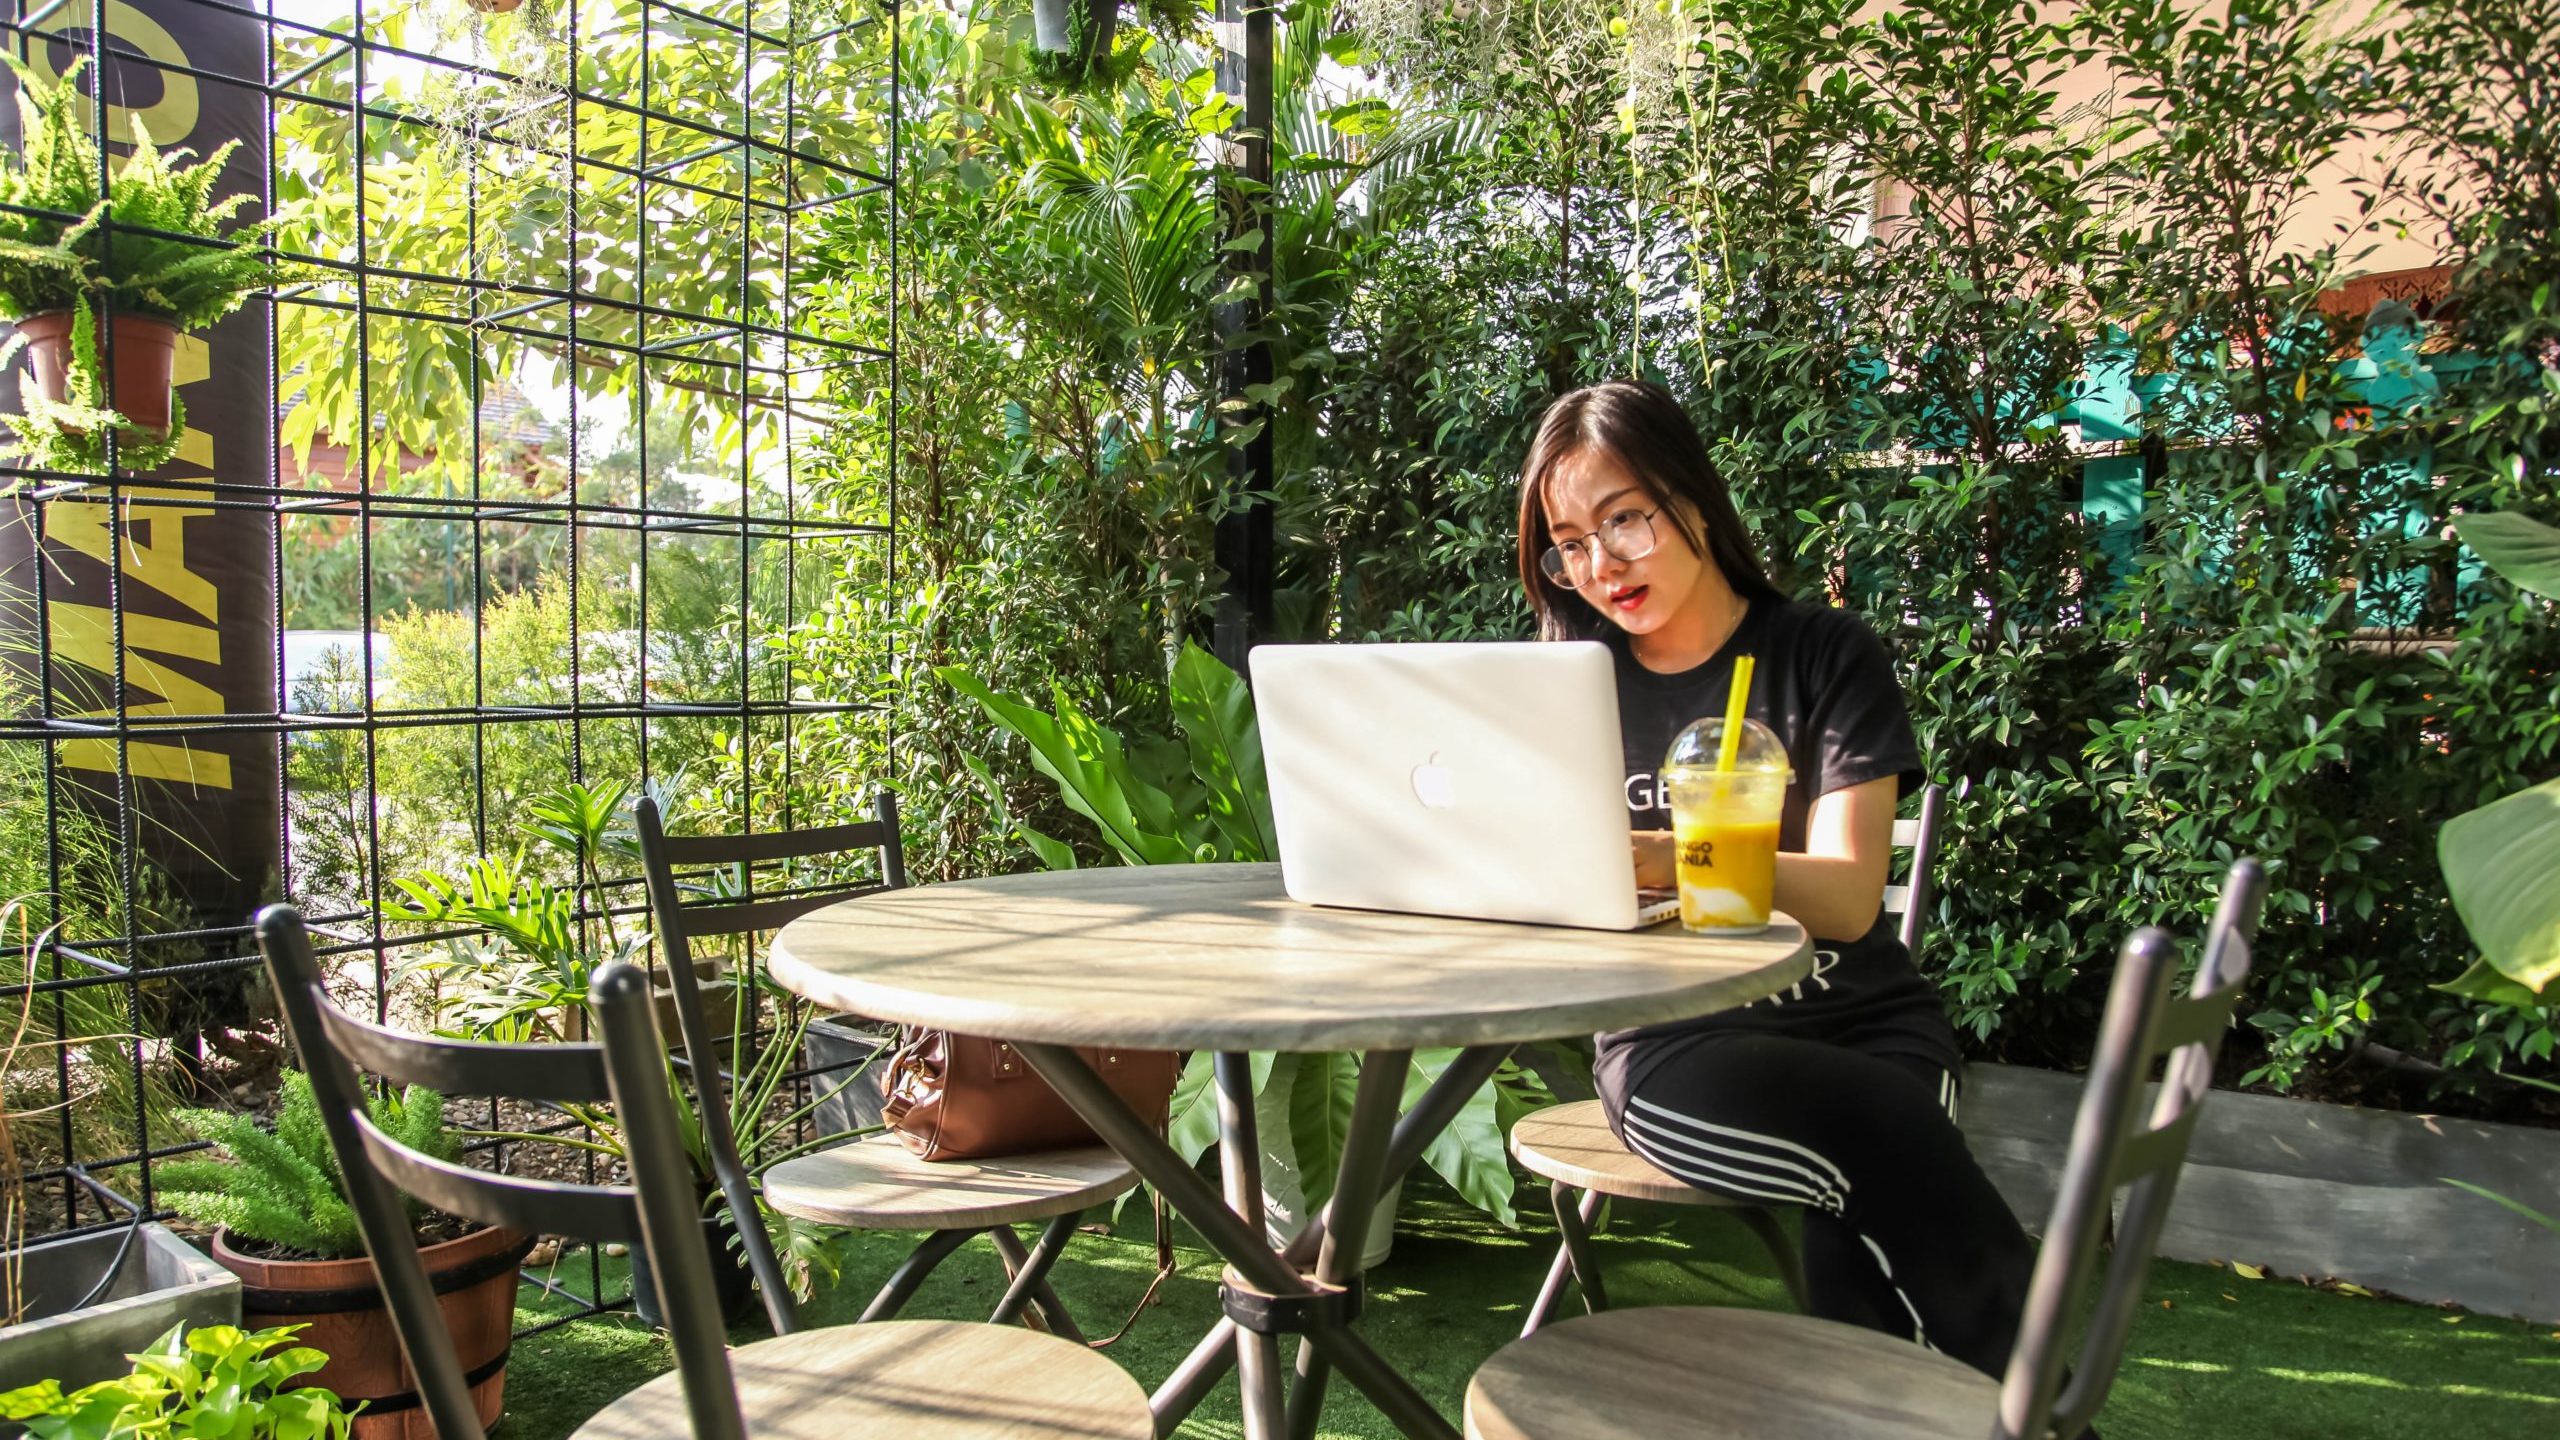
1515, 380, 1777, 641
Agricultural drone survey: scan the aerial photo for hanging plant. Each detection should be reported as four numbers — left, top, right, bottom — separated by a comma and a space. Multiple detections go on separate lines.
405, 0, 573, 306
1029, 0, 1139, 92
0, 56, 282, 474
6, 297, 183, 473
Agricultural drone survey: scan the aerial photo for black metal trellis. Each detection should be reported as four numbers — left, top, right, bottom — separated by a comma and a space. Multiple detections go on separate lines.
0, 0, 896, 1336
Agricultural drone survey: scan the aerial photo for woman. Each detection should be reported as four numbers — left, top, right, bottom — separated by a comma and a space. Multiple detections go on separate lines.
1517, 379, 2035, 1378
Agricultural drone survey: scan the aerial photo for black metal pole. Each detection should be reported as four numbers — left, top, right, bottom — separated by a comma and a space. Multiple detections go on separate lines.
1212, 0, 1275, 673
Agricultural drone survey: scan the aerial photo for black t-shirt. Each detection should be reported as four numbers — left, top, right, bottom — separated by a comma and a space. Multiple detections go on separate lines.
1596, 597, 1962, 1088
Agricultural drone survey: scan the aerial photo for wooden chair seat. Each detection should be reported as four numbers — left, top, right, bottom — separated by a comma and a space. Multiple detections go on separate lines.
1509, 1100, 1738, 1207
573, 1319, 1154, 1440
1464, 1307, 1998, 1440
763, 1133, 1138, 1230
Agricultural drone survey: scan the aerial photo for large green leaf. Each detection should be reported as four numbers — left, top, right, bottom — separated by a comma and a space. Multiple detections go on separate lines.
1168, 640, 1280, 863
2441, 1178, 2560, 1236
1166, 1049, 1280, 1165
937, 666, 1191, 866
2454, 512, 2560, 600
1403, 1049, 1518, 1227
2441, 776, 2560, 996
2433, 958, 2549, 1009
957, 752, 1079, 871
1288, 1050, 1360, 1210
1053, 681, 1188, 851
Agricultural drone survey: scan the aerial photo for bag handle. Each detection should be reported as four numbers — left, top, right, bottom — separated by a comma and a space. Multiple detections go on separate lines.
1081, 1187, 1177, 1351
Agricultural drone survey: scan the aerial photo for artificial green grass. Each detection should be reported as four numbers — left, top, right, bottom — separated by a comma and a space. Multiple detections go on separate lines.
500, 1179, 2560, 1438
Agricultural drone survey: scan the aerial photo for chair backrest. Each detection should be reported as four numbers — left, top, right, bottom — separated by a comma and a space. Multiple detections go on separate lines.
254, 906, 750, 1440
631, 790, 905, 1333
1885, 782, 1946, 960
1992, 857, 2267, 1440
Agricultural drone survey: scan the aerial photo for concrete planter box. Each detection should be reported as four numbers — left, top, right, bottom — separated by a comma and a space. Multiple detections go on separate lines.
0, 1224, 239, 1395
804, 1014, 895, 1139
1962, 1061, 2560, 1323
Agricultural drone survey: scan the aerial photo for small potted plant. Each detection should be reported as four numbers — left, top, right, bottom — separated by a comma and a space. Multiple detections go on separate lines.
0, 55, 280, 474
0, 1321, 358, 1439
387, 780, 737, 1050
157, 1075, 531, 1440
516, 970, 867, 1326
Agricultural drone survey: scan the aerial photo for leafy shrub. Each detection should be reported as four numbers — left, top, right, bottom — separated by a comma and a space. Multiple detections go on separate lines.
788, 0, 2559, 1114
157, 1072, 456, 1259
0, 1322, 356, 1440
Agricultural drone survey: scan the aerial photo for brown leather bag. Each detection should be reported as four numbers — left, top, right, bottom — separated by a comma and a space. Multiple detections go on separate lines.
879, 1029, 1182, 1161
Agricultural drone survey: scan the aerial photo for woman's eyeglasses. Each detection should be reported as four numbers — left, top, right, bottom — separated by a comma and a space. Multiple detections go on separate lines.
1540, 507, 1660, 588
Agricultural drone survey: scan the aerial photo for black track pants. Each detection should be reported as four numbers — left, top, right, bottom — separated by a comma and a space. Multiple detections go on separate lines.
1597, 1030, 2036, 1380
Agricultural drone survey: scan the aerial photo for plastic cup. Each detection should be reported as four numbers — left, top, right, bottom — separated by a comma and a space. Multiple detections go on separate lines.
1660, 716, 1792, 936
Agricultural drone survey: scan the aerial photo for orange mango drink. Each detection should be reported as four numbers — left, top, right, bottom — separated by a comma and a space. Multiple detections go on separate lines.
1659, 707, 1793, 936
1663, 765, 1788, 934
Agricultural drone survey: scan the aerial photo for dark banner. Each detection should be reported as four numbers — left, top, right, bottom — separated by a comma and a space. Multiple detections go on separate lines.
1, 1, 280, 951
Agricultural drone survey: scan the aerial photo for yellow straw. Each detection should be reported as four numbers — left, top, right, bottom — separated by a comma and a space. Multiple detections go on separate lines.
1716, 655, 1756, 774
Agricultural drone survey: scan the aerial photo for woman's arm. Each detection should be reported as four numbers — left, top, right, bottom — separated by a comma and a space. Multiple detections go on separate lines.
1630, 774, 1899, 940
1778, 775, 1898, 941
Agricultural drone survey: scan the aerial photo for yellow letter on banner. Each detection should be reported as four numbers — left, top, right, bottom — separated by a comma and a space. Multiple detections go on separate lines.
47, 602, 233, 789
42, 492, 220, 624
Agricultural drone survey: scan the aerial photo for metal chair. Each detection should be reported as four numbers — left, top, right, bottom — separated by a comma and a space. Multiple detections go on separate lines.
633, 793, 1137, 1338
1464, 857, 2267, 1440
252, 905, 1152, 1440
1512, 782, 1945, 1328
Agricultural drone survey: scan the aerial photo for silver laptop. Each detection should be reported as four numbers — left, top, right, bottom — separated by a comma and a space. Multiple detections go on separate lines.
1248, 641, 1680, 930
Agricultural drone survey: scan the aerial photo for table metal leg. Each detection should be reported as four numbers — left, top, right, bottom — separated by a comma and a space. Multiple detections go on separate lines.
1307, 1326, 1460, 1440
1217, 1053, 1290, 1440
1153, 1317, 1241, 1437
1013, 1044, 1304, 1296
1016, 1041, 1480, 1440
1287, 1049, 1410, 1440
1280, 1043, 1513, 1270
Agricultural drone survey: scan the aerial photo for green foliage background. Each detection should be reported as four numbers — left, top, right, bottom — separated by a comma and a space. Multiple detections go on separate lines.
120, 0, 2548, 1117
783, 0, 2560, 1110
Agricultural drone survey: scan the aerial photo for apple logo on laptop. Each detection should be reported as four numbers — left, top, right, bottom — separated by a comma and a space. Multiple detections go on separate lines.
1410, 753, 1457, 809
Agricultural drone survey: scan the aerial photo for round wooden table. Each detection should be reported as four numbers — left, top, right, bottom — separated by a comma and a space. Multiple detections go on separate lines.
771, 862, 1811, 1440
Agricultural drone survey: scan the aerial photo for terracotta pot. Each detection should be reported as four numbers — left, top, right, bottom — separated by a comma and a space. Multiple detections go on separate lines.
13, 310, 180, 440
211, 1225, 533, 1440
464, 0, 524, 12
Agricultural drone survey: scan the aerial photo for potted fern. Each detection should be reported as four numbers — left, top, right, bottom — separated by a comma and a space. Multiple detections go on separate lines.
0, 55, 279, 474
158, 1074, 532, 1440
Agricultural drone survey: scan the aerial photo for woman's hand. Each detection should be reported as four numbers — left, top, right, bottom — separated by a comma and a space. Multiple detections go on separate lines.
1632, 830, 1675, 891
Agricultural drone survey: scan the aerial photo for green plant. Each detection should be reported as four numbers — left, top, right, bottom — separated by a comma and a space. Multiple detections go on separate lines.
776, 0, 2560, 1116
480, 967, 876, 1300
2438, 511, 2560, 1006
0, 1322, 356, 1440
1027, 0, 1135, 93
683, 978, 881, 1300
0, 56, 284, 472
386, 779, 652, 1043
157, 1071, 456, 1260
944, 640, 1530, 1224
